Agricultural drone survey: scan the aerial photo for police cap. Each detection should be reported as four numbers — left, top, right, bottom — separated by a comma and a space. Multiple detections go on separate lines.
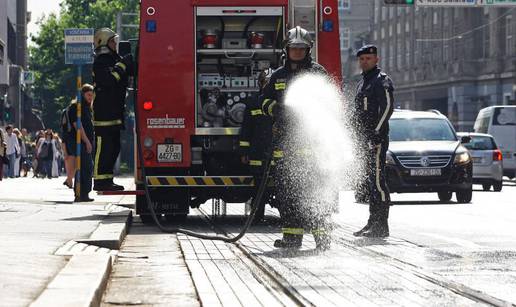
356, 45, 378, 57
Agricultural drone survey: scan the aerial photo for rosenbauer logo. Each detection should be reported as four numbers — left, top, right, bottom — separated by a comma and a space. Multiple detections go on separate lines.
147, 116, 186, 129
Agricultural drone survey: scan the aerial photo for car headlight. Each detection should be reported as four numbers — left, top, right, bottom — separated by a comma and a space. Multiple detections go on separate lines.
386, 151, 396, 165
454, 150, 471, 165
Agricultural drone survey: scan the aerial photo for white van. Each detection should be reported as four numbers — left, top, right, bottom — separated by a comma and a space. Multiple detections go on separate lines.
474, 106, 516, 179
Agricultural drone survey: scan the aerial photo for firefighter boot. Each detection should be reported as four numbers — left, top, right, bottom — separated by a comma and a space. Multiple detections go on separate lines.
109, 182, 125, 191
362, 205, 389, 238
274, 234, 303, 249
312, 230, 331, 251
94, 179, 124, 191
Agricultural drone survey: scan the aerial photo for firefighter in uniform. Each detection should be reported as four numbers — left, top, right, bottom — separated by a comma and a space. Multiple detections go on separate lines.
92, 28, 133, 191
239, 69, 274, 222
352, 45, 394, 238
260, 26, 331, 250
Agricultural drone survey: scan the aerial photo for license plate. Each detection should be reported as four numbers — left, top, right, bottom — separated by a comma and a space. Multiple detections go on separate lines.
472, 157, 482, 163
157, 144, 182, 163
410, 168, 441, 176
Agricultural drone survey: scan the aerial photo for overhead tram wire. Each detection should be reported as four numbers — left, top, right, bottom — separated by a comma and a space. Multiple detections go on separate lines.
415, 7, 515, 43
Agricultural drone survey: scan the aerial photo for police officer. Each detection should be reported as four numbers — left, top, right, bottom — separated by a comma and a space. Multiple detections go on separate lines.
92, 28, 133, 191
352, 45, 394, 238
260, 26, 330, 249
240, 69, 274, 222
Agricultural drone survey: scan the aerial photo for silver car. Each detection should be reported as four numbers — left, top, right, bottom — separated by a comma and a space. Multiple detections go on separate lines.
457, 132, 504, 191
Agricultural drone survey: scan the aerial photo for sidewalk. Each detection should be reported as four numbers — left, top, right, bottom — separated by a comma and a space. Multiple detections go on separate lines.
0, 176, 134, 307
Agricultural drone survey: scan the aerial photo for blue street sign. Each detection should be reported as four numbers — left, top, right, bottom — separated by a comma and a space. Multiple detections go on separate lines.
64, 28, 94, 65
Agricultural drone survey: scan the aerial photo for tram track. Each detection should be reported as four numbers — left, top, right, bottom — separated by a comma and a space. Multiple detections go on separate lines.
193, 207, 314, 307
193, 207, 514, 307
334, 227, 516, 307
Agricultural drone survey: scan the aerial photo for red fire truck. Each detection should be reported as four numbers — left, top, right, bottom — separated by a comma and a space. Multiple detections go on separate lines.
134, 0, 342, 223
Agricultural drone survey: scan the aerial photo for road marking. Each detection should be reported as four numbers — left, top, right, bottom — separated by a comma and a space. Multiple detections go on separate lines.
419, 232, 485, 249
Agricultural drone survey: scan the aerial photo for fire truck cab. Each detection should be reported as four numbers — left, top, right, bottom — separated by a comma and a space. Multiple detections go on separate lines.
135, 0, 342, 223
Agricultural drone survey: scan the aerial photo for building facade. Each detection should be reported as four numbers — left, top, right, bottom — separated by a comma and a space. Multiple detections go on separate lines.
338, 0, 374, 81
370, 1, 516, 131
0, 0, 28, 128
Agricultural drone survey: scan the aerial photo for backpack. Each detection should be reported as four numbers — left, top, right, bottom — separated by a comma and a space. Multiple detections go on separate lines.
39, 142, 49, 159
60, 106, 72, 137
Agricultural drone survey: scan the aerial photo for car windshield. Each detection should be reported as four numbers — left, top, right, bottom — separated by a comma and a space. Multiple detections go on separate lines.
463, 136, 497, 150
390, 118, 457, 142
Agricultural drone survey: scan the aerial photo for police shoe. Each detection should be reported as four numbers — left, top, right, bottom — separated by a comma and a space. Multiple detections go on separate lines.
362, 221, 389, 238
353, 221, 372, 237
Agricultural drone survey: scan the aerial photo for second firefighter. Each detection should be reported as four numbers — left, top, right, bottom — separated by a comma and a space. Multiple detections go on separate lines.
92, 28, 133, 191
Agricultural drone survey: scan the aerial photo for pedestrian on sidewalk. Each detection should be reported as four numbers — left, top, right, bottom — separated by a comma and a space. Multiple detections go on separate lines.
33, 130, 44, 177
13, 128, 25, 177
37, 130, 57, 179
5, 125, 20, 178
0, 127, 7, 181
20, 128, 31, 177
53, 133, 64, 177
69, 84, 95, 202
61, 100, 77, 188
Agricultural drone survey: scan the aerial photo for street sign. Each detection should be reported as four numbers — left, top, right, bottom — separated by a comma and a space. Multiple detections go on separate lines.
64, 28, 94, 65
417, 0, 516, 5
477, 0, 516, 6
416, 0, 477, 6
22, 71, 34, 85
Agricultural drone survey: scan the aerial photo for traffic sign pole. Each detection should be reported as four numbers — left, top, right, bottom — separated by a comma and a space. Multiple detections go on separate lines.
65, 28, 93, 201
75, 65, 82, 199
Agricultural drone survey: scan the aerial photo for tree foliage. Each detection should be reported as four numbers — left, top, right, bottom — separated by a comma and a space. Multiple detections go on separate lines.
29, 0, 139, 130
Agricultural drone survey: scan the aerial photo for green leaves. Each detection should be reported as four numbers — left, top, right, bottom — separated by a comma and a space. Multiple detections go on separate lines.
30, 0, 139, 130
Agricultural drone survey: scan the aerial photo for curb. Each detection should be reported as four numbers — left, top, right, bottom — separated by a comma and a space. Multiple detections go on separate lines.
30, 254, 112, 307
76, 208, 133, 250
31, 205, 133, 307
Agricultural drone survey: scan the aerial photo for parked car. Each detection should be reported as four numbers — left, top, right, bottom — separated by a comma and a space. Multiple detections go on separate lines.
385, 110, 473, 203
474, 106, 516, 179
457, 132, 503, 192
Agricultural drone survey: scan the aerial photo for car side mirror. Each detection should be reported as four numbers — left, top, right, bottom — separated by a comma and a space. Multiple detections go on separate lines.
460, 136, 471, 144
118, 41, 132, 57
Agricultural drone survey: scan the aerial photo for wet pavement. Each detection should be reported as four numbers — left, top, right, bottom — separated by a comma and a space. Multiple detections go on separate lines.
101, 181, 516, 306
2, 176, 516, 306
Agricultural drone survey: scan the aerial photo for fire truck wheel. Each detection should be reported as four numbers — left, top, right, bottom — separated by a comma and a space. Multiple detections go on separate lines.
140, 214, 158, 225
165, 214, 188, 224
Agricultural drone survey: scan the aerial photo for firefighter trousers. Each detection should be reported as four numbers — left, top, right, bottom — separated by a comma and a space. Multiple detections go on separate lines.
274, 157, 331, 240
368, 138, 391, 218
93, 130, 121, 186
